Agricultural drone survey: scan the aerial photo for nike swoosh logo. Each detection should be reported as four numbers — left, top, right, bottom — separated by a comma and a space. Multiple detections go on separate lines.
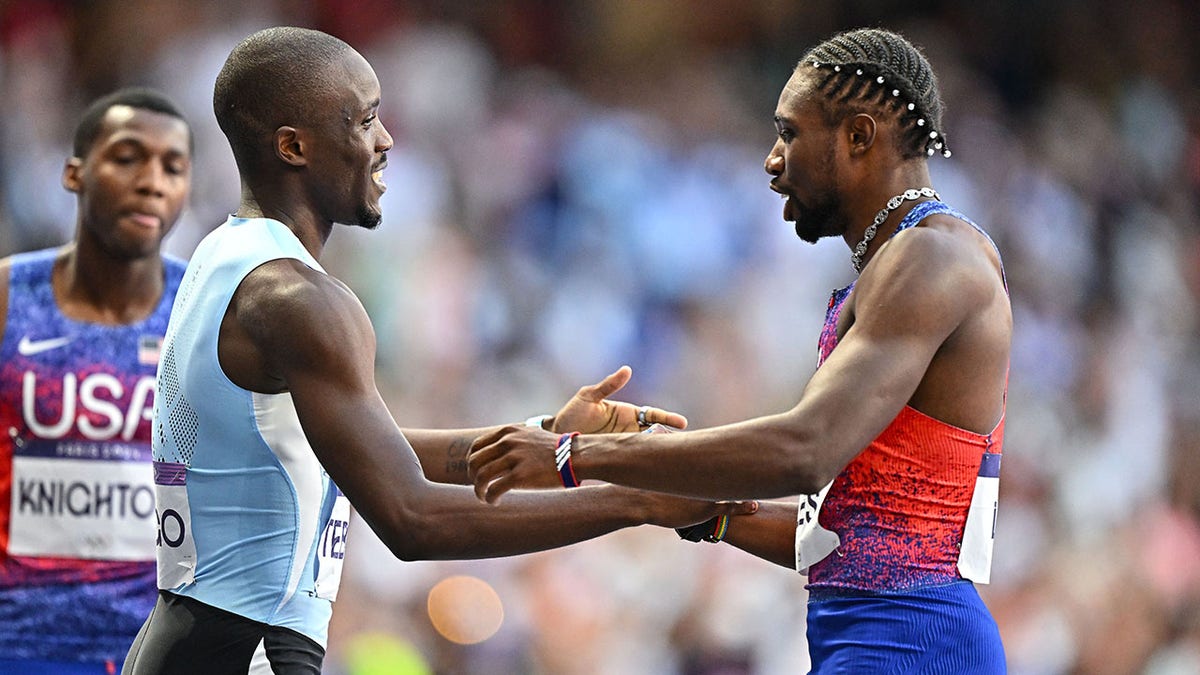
17, 335, 74, 356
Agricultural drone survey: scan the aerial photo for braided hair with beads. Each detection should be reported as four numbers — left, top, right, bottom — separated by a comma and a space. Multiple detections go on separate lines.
801, 28, 950, 160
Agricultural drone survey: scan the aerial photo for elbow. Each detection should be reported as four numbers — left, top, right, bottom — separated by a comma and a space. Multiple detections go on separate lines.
382, 533, 423, 562
378, 528, 425, 563
371, 504, 435, 562
782, 458, 832, 495
775, 428, 839, 495
790, 466, 834, 495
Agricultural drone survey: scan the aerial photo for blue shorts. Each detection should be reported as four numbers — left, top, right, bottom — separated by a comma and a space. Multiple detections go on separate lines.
806, 581, 1005, 674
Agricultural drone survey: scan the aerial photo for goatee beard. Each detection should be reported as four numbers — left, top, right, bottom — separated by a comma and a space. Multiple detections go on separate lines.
794, 221, 821, 244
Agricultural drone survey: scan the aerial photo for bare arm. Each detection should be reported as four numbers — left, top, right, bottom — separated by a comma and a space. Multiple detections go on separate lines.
403, 365, 688, 485
470, 225, 1001, 501
717, 500, 800, 570
234, 261, 747, 560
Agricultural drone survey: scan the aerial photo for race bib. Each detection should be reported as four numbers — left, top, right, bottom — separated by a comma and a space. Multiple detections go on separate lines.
9, 441, 157, 561
154, 460, 197, 589
957, 452, 1001, 583
794, 481, 840, 575
314, 489, 350, 601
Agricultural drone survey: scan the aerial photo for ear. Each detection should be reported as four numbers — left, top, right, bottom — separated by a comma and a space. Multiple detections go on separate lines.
846, 113, 877, 157
274, 126, 307, 167
62, 157, 84, 193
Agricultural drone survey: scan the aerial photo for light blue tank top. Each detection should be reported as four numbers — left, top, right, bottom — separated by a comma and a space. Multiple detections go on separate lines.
151, 217, 349, 647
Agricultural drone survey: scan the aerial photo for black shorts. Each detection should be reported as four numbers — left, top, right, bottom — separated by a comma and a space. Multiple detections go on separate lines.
122, 591, 324, 675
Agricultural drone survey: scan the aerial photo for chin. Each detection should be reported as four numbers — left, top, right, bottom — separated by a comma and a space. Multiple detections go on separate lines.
355, 208, 383, 230
793, 222, 821, 244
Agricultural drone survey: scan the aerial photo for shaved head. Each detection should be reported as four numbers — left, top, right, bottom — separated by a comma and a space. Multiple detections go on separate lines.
213, 27, 352, 170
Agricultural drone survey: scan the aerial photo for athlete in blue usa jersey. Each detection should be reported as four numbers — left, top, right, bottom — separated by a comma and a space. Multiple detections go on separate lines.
0, 89, 192, 674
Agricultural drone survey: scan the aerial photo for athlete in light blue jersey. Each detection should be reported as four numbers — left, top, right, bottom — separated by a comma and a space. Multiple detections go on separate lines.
123, 28, 753, 675
0, 88, 192, 674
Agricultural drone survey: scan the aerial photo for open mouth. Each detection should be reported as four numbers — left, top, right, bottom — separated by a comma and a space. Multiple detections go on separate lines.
770, 185, 795, 222
371, 157, 388, 192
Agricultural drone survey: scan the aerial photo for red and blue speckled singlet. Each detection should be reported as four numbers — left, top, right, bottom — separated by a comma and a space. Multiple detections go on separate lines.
0, 248, 185, 665
808, 200, 1008, 594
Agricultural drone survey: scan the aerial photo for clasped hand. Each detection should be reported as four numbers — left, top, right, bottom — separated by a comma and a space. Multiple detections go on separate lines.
469, 365, 682, 503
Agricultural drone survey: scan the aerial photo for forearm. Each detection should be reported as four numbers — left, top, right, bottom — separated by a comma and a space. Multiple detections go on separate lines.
572, 412, 826, 500
373, 483, 650, 561
401, 426, 501, 484
720, 500, 799, 570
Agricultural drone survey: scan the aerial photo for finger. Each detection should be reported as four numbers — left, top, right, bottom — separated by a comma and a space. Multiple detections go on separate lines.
473, 471, 491, 501
469, 426, 508, 452
468, 449, 505, 497
483, 474, 520, 504
466, 439, 500, 482
717, 500, 760, 516
642, 407, 688, 430
578, 365, 632, 402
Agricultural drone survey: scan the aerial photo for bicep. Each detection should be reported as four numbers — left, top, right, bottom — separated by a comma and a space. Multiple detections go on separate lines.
791, 233, 972, 476
241, 270, 428, 520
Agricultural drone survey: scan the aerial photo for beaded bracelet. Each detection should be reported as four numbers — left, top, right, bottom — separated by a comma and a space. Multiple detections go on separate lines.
554, 432, 581, 488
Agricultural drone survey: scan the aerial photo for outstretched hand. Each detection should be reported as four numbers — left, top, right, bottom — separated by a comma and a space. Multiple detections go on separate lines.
550, 365, 687, 434
639, 490, 759, 530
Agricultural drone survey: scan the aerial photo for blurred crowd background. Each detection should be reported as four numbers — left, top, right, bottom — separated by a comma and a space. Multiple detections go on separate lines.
3, 0, 1199, 673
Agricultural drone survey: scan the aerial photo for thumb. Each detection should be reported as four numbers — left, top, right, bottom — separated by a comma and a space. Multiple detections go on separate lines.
580, 365, 632, 401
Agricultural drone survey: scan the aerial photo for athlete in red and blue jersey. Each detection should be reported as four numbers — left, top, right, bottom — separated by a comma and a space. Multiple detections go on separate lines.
468, 28, 1011, 673
0, 88, 191, 674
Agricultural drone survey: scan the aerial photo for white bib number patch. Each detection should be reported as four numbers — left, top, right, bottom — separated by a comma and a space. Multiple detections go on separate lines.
794, 480, 840, 575
154, 461, 197, 589
314, 490, 350, 600
957, 452, 1001, 584
9, 455, 157, 561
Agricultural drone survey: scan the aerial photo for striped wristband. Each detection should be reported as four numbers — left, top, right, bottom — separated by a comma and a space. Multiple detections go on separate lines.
554, 432, 581, 488
707, 515, 730, 542
675, 514, 730, 543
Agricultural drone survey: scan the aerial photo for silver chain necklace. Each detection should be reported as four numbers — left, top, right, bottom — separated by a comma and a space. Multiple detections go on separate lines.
850, 187, 940, 273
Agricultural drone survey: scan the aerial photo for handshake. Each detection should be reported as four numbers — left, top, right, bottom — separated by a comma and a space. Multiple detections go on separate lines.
465, 366, 754, 540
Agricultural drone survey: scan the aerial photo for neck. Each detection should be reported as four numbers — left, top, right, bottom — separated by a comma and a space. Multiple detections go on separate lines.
237, 181, 332, 261
845, 166, 938, 273
55, 239, 165, 325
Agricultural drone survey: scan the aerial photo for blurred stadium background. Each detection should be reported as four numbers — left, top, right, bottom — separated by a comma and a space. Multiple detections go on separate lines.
3, 1, 1199, 673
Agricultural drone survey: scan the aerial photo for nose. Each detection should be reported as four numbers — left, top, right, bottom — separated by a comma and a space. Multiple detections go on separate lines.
377, 119, 394, 154
764, 142, 784, 176
135, 161, 167, 197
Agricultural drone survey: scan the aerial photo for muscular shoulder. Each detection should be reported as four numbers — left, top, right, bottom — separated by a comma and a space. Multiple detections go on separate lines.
870, 216, 1001, 304
855, 214, 1005, 340
233, 259, 375, 370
